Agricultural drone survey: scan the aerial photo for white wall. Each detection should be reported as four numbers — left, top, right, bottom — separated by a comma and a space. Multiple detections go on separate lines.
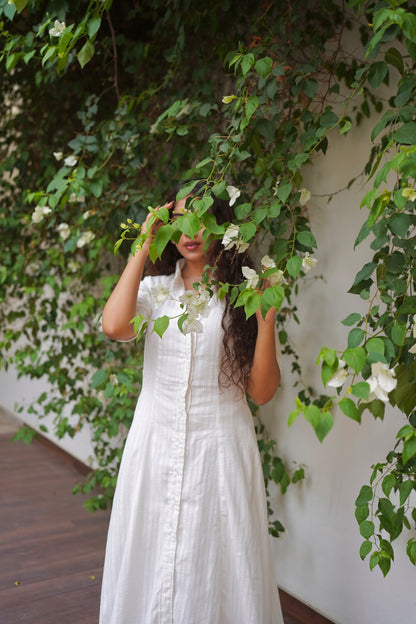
263, 121, 416, 623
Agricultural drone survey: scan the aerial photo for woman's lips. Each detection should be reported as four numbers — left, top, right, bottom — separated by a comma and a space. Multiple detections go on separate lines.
185, 243, 199, 249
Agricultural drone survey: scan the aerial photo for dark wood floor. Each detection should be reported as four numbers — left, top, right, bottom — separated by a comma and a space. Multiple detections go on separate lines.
0, 433, 333, 624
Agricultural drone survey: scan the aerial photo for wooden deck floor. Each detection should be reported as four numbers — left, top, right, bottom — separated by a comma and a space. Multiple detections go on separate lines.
0, 432, 332, 624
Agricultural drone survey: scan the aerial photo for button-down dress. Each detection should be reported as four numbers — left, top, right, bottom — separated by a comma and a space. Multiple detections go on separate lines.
99, 260, 283, 624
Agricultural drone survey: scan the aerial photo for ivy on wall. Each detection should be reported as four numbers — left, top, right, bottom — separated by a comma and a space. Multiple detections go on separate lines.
1, 0, 415, 574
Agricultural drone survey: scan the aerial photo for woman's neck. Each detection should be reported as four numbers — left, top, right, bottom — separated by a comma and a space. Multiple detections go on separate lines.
181, 260, 204, 290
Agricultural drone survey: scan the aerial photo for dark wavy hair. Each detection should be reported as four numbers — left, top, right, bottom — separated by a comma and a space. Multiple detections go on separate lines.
145, 180, 257, 390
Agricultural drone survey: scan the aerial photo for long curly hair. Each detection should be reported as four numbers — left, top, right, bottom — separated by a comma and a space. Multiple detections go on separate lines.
145, 180, 257, 390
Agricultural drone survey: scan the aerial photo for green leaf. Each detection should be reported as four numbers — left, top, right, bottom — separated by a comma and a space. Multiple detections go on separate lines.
339, 397, 361, 423
241, 53, 255, 76
261, 286, 285, 312
245, 95, 259, 121
369, 551, 379, 571
243, 292, 261, 319
355, 485, 373, 506
153, 315, 169, 338
402, 435, 416, 464
393, 122, 416, 145
407, 539, 416, 565
348, 328, 365, 348
351, 382, 370, 400
154, 224, 173, 258
77, 40, 95, 68
193, 195, 213, 215
91, 369, 108, 388
399, 479, 413, 506
304, 405, 334, 442
341, 312, 362, 327
176, 179, 199, 200
10, 0, 28, 12
391, 322, 406, 346
239, 221, 257, 242
286, 255, 302, 278
201, 212, 223, 234
368, 61, 388, 88
352, 262, 376, 286
86, 17, 102, 38
342, 347, 366, 374
303, 78, 318, 99
296, 230, 317, 248
254, 56, 273, 78
360, 540, 373, 560
381, 473, 396, 497
360, 520, 375, 539
176, 212, 201, 239
276, 182, 292, 203
384, 47, 404, 74
355, 503, 369, 523
365, 337, 385, 355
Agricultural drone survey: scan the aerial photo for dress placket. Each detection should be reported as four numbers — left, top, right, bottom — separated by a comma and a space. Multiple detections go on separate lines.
158, 330, 192, 624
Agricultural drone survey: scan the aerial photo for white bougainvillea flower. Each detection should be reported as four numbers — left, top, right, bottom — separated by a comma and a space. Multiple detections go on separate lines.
242, 266, 259, 289
31, 205, 52, 223
76, 230, 95, 248
152, 285, 171, 307
68, 261, 78, 273
182, 316, 203, 335
402, 187, 416, 202
368, 362, 397, 402
226, 185, 241, 207
261, 255, 275, 269
412, 314, 416, 338
222, 224, 249, 253
222, 95, 237, 104
302, 251, 318, 273
179, 287, 211, 320
57, 222, 70, 240
299, 188, 311, 206
327, 359, 348, 388
110, 374, 118, 386
64, 155, 77, 167
53, 151, 63, 161
260, 255, 284, 285
409, 344, 416, 354
272, 179, 280, 196
83, 210, 90, 220
49, 20, 66, 37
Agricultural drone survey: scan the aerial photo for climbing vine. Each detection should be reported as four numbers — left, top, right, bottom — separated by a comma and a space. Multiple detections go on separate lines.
1, 0, 416, 573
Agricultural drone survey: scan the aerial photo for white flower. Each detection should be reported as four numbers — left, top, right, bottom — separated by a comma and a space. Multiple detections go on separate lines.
76, 230, 95, 248
152, 285, 171, 307
110, 374, 118, 386
64, 155, 77, 167
409, 344, 416, 354
222, 224, 249, 253
53, 151, 63, 161
83, 210, 90, 219
299, 188, 311, 206
57, 222, 70, 240
182, 316, 203, 335
327, 359, 348, 388
402, 187, 416, 202
179, 287, 211, 320
242, 266, 259, 289
49, 20, 66, 37
68, 261, 78, 273
261, 255, 275, 269
368, 362, 397, 402
226, 185, 241, 207
412, 314, 416, 339
302, 252, 318, 273
272, 179, 280, 196
260, 255, 284, 285
31, 205, 52, 223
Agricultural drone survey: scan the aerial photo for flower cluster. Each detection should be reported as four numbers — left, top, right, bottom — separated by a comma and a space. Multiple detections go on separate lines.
57, 223, 71, 240
222, 224, 249, 253
327, 359, 349, 388
151, 285, 171, 308
179, 287, 211, 334
32, 205, 52, 224
241, 266, 259, 289
77, 230, 95, 248
402, 187, 416, 202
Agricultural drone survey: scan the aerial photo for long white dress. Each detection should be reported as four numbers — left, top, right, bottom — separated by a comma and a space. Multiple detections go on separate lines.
99, 260, 284, 624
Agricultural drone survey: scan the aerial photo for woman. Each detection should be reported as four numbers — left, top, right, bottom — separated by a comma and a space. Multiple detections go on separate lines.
100, 181, 283, 624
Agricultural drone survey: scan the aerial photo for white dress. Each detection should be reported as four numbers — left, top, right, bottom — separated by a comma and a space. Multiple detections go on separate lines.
99, 260, 283, 624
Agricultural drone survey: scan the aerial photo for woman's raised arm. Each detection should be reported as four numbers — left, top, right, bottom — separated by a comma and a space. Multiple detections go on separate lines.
245, 307, 280, 405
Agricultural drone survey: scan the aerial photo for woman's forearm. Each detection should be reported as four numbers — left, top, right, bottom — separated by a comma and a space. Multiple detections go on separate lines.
101, 245, 149, 340
246, 316, 280, 405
